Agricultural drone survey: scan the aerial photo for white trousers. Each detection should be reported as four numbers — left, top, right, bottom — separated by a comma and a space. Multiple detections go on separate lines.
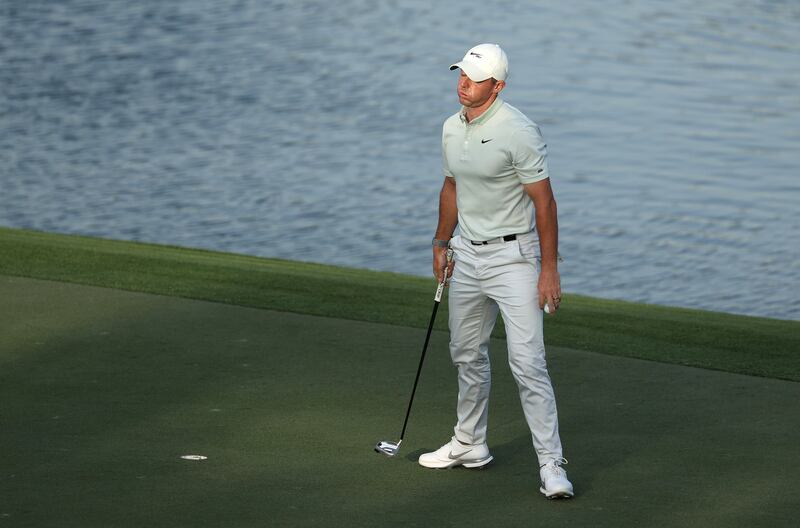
447, 232, 563, 465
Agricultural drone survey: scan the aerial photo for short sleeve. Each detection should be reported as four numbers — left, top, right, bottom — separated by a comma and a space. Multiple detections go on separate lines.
442, 129, 454, 178
511, 125, 549, 184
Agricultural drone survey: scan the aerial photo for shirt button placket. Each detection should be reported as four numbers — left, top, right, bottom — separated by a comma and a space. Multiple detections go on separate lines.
461, 126, 471, 161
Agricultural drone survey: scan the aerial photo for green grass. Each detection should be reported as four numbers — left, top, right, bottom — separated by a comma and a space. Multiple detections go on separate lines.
1, 276, 798, 527
1, 227, 799, 527
1, 226, 797, 381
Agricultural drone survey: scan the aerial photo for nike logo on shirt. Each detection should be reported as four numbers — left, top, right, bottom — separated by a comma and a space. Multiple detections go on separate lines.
481, 139, 492, 144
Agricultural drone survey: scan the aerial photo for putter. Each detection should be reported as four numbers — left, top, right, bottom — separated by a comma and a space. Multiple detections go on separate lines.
375, 248, 453, 457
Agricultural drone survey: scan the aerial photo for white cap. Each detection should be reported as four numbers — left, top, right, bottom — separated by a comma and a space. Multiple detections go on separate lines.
450, 43, 509, 82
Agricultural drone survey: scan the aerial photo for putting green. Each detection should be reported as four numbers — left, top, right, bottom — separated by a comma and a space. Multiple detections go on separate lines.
1, 276, 797, 527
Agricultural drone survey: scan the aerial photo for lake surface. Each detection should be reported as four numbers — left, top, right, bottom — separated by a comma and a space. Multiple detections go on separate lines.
1, 0, 799, 320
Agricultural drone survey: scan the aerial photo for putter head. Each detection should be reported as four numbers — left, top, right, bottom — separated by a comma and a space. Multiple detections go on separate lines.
374, 440, 401, 457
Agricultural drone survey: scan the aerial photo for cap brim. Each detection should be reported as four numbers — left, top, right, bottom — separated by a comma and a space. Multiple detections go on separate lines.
449, 61, 492, 82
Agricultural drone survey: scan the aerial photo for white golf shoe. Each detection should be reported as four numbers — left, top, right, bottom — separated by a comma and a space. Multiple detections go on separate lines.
418, 436, 493, 469
539, 458, 574, 499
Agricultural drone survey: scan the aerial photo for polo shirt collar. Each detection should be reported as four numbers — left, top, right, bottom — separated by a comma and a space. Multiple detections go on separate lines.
460, 96, 504, 126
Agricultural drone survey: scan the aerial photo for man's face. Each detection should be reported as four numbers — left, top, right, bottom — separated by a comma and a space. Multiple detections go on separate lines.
457, 70, 503, 108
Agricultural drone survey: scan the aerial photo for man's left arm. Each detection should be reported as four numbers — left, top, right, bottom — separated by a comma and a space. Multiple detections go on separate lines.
523, 179, 561, 313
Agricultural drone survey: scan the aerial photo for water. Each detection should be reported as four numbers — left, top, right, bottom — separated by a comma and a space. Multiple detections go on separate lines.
1, 0, 798, 320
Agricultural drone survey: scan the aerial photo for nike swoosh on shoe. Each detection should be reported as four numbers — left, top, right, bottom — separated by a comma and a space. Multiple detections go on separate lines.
448, 448, 473, 460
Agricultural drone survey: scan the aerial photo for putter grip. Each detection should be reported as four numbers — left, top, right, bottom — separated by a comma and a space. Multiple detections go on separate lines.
434, 248, 454, 303
434, 280, 445, 303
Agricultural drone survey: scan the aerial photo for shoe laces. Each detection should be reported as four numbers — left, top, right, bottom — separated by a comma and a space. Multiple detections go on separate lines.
541, 457, 568, 478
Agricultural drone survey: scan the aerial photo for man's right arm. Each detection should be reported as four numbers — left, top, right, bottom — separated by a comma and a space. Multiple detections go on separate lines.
433, 176, 458, 282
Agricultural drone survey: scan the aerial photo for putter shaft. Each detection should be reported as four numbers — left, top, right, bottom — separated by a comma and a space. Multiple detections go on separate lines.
377, 249, 452, 456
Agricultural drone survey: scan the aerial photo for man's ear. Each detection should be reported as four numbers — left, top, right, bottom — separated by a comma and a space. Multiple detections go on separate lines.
493, 80, 506, 94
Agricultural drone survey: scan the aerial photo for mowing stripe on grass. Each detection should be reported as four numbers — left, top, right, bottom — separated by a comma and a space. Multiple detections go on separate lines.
0, 227, 798, 381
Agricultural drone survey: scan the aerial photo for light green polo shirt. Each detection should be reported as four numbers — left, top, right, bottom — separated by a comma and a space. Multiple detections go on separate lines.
442, 97, 550, 242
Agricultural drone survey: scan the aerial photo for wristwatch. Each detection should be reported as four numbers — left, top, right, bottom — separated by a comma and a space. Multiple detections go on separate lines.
432, 238, 450, 248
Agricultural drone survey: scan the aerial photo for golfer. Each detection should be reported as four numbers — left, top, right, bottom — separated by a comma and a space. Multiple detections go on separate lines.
422, 43, 574, 499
